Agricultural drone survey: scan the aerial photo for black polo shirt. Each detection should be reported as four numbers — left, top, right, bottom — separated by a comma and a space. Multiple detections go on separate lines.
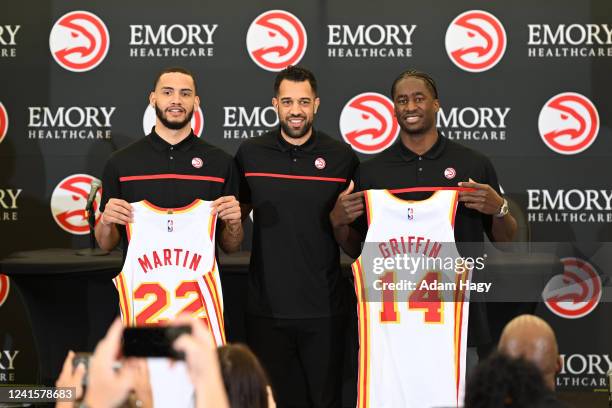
101, 129, 239, 256
235, 128, 359, 318
353, 135, 502, 346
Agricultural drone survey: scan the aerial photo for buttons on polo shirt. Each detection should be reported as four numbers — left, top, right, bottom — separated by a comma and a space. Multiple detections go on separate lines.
418, 167, 422, 171
418, 156, 422, 160
170, 146, 174, 150
170, 156, 174, 160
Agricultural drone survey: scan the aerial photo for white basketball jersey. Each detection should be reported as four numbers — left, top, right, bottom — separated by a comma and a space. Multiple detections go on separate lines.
114, 199, 226, 346
352, 188, 471, 408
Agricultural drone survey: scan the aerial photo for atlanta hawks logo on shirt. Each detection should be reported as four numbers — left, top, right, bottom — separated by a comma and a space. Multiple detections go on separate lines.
314, 157, 326, 169
444, 167, 457, 179
192, 157, 203, 168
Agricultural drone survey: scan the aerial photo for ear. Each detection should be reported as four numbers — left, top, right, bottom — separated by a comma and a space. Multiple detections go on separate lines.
194, 95, 201, 109
434, 99, 440, 113
149, 92, 155, 107
556, 355, 562, 374
272, 97, 279, 110
314, 97, 320, 114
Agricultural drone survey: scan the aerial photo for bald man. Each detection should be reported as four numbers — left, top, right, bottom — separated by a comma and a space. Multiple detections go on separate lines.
498, 314, 562, 390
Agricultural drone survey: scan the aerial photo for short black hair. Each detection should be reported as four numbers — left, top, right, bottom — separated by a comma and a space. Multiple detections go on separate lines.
391, 70, 438, 100
464, 353, 553, 408
274, 65, 318, 96
153, 66, 197, 93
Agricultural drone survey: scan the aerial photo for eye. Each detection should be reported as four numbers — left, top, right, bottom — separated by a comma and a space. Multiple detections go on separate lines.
300, 100, 311, 106
415, 97, 424, 103
281, 100, 292, 107
163, 90, 171, 96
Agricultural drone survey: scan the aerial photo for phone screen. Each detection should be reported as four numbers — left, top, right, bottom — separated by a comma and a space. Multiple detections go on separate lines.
122, 326, 191, 359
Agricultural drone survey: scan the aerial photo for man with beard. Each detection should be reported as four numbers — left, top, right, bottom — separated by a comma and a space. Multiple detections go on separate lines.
96, 65, 242, 268
330, 70, 517, 370
235, 66, 359, 407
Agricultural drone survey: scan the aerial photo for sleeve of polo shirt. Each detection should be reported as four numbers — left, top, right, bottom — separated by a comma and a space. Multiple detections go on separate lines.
350, 164, 368, 239
234, 146, 251, 204
221, 159, 240, 199
482, 157, 502, 237
100, 156, 120, 213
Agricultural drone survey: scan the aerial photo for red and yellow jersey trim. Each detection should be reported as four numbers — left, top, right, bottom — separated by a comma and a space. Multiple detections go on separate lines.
140, 199, 205, 214
114, 272, 133, 326
352, 257, 371, 408
364, 190, 373, 227
202, 259, 226, 345
453, 267, 469, 405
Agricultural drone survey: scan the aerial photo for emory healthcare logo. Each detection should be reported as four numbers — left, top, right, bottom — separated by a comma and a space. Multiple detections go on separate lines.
50, 174, 102, 235
0, 102, 8, 144
49, 11, 109, 72
142, 105, 204, 137
538, 92, 599, 155
543, 257, 602, 319
246, 10, 307, 71
339, 92, 399, 154
0, 275, 9, 307
445, 10, 506, 72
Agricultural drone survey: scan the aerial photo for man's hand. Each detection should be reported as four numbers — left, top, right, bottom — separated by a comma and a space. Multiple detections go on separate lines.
171, 316, 230, 408
101, 199, 133, 226
458, 179, 504, 215
211, 196, 241, 233
83, 319, 137, 408
330, 181, 365, 228
55, 350, 86, 407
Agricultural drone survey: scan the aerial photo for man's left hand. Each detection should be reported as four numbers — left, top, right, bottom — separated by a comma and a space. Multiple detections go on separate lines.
457, 179, 504, 215
211, 196, 241, 233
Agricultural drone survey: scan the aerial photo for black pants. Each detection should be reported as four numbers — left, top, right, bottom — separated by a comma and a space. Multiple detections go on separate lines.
246, 314, 347, 408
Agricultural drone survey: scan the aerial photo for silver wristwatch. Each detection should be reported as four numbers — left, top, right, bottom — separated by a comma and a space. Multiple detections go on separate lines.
495, 198, 509, 218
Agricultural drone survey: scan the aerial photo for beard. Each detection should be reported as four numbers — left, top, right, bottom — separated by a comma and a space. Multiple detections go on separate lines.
155, 104, 194, 130
279, 115, 314, 139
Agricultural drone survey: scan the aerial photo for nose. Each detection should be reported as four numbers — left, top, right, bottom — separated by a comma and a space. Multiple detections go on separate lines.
406, 99, 418, 111
170, 93, 182, 105
289, 101, 302, 116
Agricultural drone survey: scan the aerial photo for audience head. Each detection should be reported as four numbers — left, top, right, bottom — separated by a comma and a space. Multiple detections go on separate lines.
498, 314, 561, 390
217, 343, 273, 408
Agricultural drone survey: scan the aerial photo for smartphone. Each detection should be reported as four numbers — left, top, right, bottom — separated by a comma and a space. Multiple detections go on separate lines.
122, 326, 191, 359
72, 352, 91, 388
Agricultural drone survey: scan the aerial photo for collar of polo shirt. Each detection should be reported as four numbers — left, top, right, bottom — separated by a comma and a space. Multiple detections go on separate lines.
275, 127, 318, 152
147, 128, 197, 152
396, 132, 447, 162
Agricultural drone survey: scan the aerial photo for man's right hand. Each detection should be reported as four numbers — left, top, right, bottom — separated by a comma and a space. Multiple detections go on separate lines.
101, 199, 133, 226
330, 181, 365, 228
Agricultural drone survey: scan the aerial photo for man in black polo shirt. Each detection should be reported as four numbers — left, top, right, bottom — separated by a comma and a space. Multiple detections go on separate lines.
330, 70, 517, 360
235, 66, 358, 408
96, 66, 242, 261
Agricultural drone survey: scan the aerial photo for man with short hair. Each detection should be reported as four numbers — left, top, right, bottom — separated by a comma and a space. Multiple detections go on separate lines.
235, 66, 359, 407
96, 66, 242, 256
330, 70, 518, 366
